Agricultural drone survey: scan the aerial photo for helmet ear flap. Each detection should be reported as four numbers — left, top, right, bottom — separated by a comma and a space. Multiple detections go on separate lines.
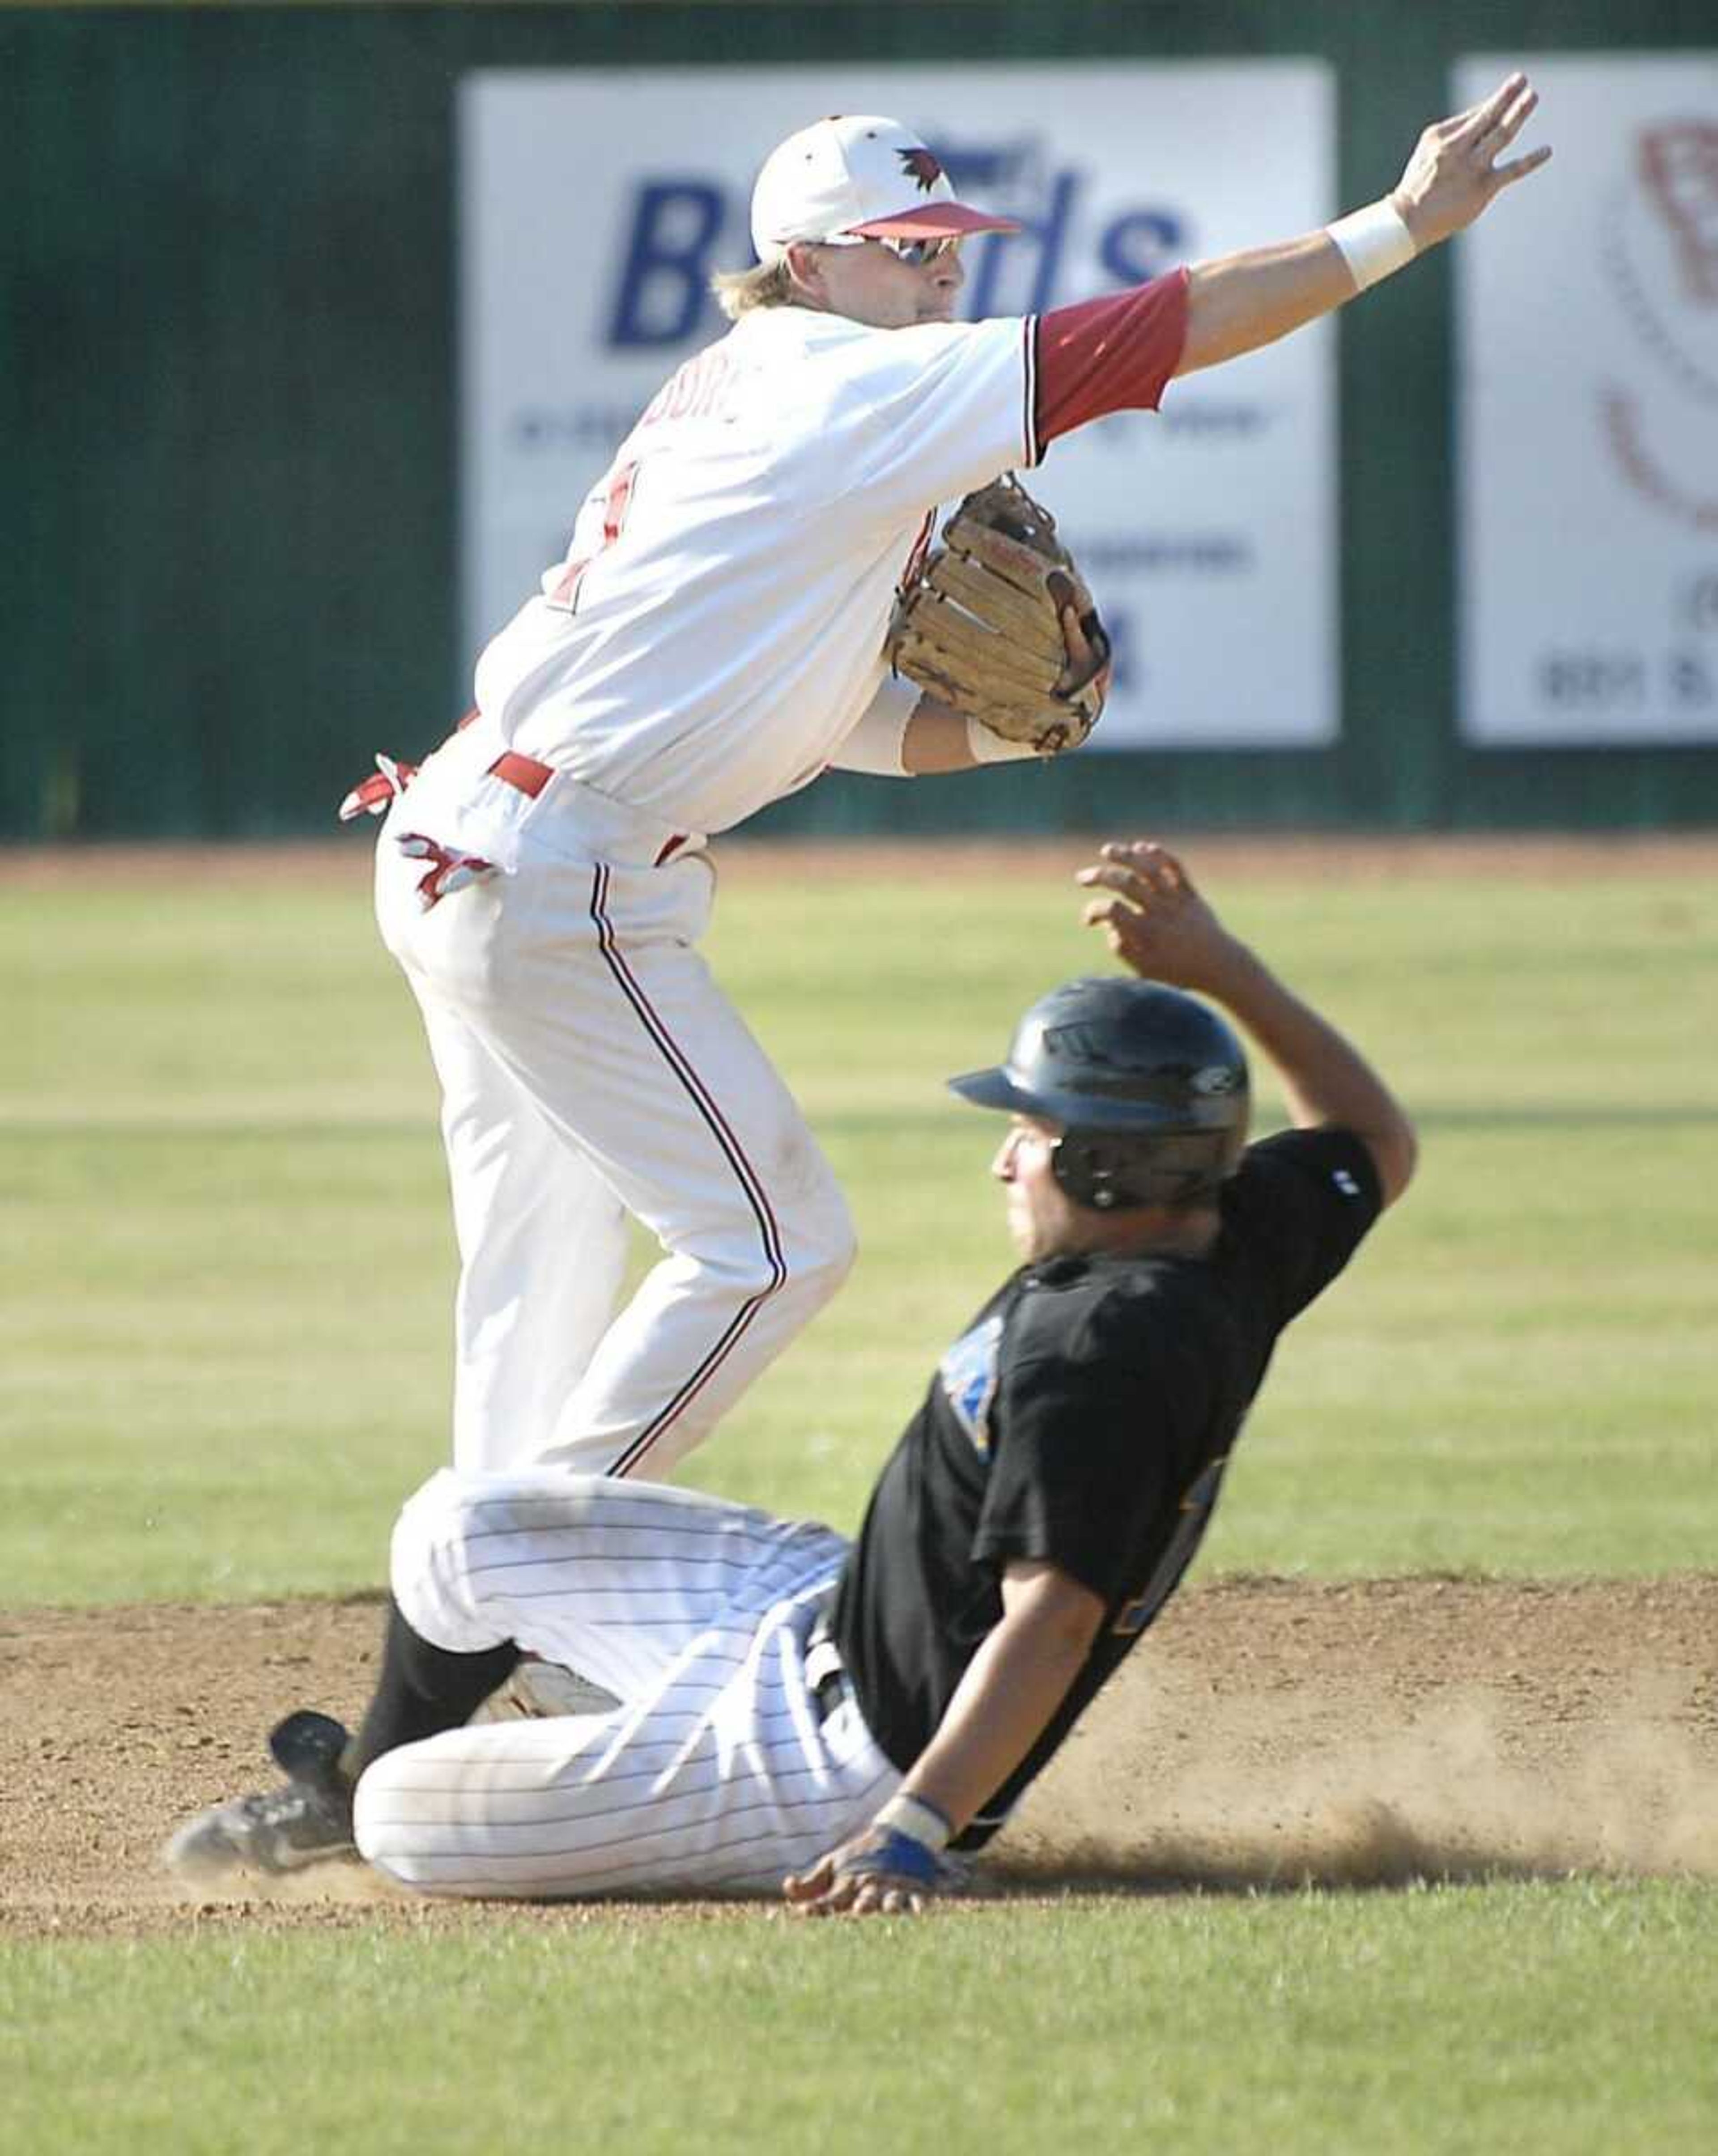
1051, 1130, 1238, 1213
1049, 1134, 1128, 1210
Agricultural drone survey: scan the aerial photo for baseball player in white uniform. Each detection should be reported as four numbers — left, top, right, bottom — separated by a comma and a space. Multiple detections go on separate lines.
351, 85, 1546, 1483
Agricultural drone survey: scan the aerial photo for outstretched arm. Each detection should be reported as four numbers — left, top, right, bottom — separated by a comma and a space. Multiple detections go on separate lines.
1174, 71, 1550, 376
1030, 74, 1548, 444
1077, 841, 1418, 1207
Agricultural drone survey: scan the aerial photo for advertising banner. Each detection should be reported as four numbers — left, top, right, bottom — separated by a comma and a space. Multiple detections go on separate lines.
459, 62, 1336, 750
1457, 53, 1718, 745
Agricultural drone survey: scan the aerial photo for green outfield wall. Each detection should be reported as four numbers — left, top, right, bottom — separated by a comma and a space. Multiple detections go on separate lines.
4, 1, 1715, 839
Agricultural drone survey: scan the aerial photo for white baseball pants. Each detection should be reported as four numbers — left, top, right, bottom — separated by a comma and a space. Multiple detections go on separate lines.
374, 737, 855, 1477
353, 1469, 898, 1899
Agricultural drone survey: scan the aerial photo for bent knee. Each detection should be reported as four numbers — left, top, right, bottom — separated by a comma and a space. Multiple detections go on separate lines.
792, 1189, 856, 1299
767, 1133, 856, 1276
688, 1181, 855, 1305
351, 1757, 447, 1895
757, 1208, 854, 1322
354, 1750, 584, 1901
389, 1466, 611, 1645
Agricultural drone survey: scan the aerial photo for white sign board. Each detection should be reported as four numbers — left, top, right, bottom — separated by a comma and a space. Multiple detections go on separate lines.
459, 62, 1337, 750
1457, 53, 1718, 745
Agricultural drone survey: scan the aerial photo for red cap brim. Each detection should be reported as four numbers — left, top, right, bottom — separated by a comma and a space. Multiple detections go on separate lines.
840, 202, 1021, 241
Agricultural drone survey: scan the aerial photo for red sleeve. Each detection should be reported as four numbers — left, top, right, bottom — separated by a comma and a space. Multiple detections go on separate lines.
1031, 267, 1190, 454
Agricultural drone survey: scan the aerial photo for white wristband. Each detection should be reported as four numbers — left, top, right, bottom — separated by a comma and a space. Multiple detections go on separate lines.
965, 714, 1040, 765
1327, 200, 1418, 292
875, 1792, 953, 1854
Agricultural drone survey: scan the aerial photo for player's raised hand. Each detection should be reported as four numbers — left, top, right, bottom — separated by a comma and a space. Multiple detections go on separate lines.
1076, 841, 1242, 992
1390, 71, 1552, 251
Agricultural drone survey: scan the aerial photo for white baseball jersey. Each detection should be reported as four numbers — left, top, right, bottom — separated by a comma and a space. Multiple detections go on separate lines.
375, 274, 1189, 1479
472, 307, 1038, 836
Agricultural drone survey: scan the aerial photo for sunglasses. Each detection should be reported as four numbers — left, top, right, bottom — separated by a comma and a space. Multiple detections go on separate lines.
817, 233, 963, 268
877, 233, 963, 267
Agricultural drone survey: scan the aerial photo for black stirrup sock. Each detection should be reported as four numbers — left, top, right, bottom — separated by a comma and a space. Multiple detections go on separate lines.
343, 1598, 521, 1781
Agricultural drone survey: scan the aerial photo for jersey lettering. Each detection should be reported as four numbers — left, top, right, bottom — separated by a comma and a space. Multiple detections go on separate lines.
546, 461, 639, 614
1110, 1455, 1228, 1636
638, 346, 739, 429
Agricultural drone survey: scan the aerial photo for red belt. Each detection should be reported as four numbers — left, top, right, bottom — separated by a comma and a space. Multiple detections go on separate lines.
481, 739, 688, 868
487, 749, 553, 800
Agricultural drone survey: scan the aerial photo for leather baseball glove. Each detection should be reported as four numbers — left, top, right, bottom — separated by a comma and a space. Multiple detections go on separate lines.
886, 477, 1111, 755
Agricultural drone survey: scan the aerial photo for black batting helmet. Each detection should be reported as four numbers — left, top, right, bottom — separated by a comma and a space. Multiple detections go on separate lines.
947, 976, 1250, 1210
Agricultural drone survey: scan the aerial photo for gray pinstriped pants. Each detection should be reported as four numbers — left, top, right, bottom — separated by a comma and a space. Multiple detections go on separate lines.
353, 1469, 899, 1899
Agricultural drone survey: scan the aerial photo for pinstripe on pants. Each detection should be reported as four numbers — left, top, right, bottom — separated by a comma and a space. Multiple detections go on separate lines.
353, 1470, 900, 1898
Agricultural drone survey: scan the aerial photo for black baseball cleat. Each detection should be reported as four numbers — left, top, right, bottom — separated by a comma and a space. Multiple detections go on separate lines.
162, 1710, 357, 1886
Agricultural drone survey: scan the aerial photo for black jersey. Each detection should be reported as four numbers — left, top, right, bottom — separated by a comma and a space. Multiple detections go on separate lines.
829, 1125, 1382, 1850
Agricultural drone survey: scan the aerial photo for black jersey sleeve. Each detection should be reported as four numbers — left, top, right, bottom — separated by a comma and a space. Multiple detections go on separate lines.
969, 1294, 1216, 1606
1220, 1125, 1383, 1329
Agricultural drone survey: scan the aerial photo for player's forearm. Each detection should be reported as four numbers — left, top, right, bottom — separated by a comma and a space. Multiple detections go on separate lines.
1201, 938, 1417, 1205
1174, 228, 1367, 377
901, 697, 978, 772
838, 693, 1053, 777
902, 697, 1042, 774
896, 1598, 1096, 1835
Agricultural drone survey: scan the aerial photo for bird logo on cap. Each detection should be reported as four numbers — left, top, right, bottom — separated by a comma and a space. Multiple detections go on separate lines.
899, 147, 944, 192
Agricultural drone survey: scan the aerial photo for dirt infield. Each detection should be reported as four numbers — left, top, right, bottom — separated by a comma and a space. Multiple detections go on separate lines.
4, 1576, 1714, 1939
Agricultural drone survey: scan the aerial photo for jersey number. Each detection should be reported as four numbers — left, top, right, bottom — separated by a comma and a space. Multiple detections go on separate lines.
1110, 1456, 1229, 1638
545, 461, 638, 614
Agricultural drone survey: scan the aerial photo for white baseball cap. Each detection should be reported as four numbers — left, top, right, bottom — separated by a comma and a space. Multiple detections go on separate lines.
749, 114, 1020, 262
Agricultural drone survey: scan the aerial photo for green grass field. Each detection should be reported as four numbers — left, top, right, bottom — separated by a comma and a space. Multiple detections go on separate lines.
3, 840, 1715, 2153
5, 847, 1713, 1597
6, 1884, 1714, 2156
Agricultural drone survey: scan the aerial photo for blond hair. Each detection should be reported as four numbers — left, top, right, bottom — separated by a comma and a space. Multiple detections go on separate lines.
710, 257, 799, 320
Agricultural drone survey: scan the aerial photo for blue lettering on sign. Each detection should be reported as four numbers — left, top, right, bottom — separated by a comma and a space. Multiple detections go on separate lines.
602, 148, 1193, 354
948, 151, 1189, 316
941, 140, 1042, 195
963, 170, 1080, 318
1099, 209, 1186, 289
608, 180, 727, 348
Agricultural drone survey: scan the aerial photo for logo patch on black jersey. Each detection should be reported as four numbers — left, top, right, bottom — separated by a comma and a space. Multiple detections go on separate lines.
1331, 1167, 1361, 1198
939, 1313, 1003, 1454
